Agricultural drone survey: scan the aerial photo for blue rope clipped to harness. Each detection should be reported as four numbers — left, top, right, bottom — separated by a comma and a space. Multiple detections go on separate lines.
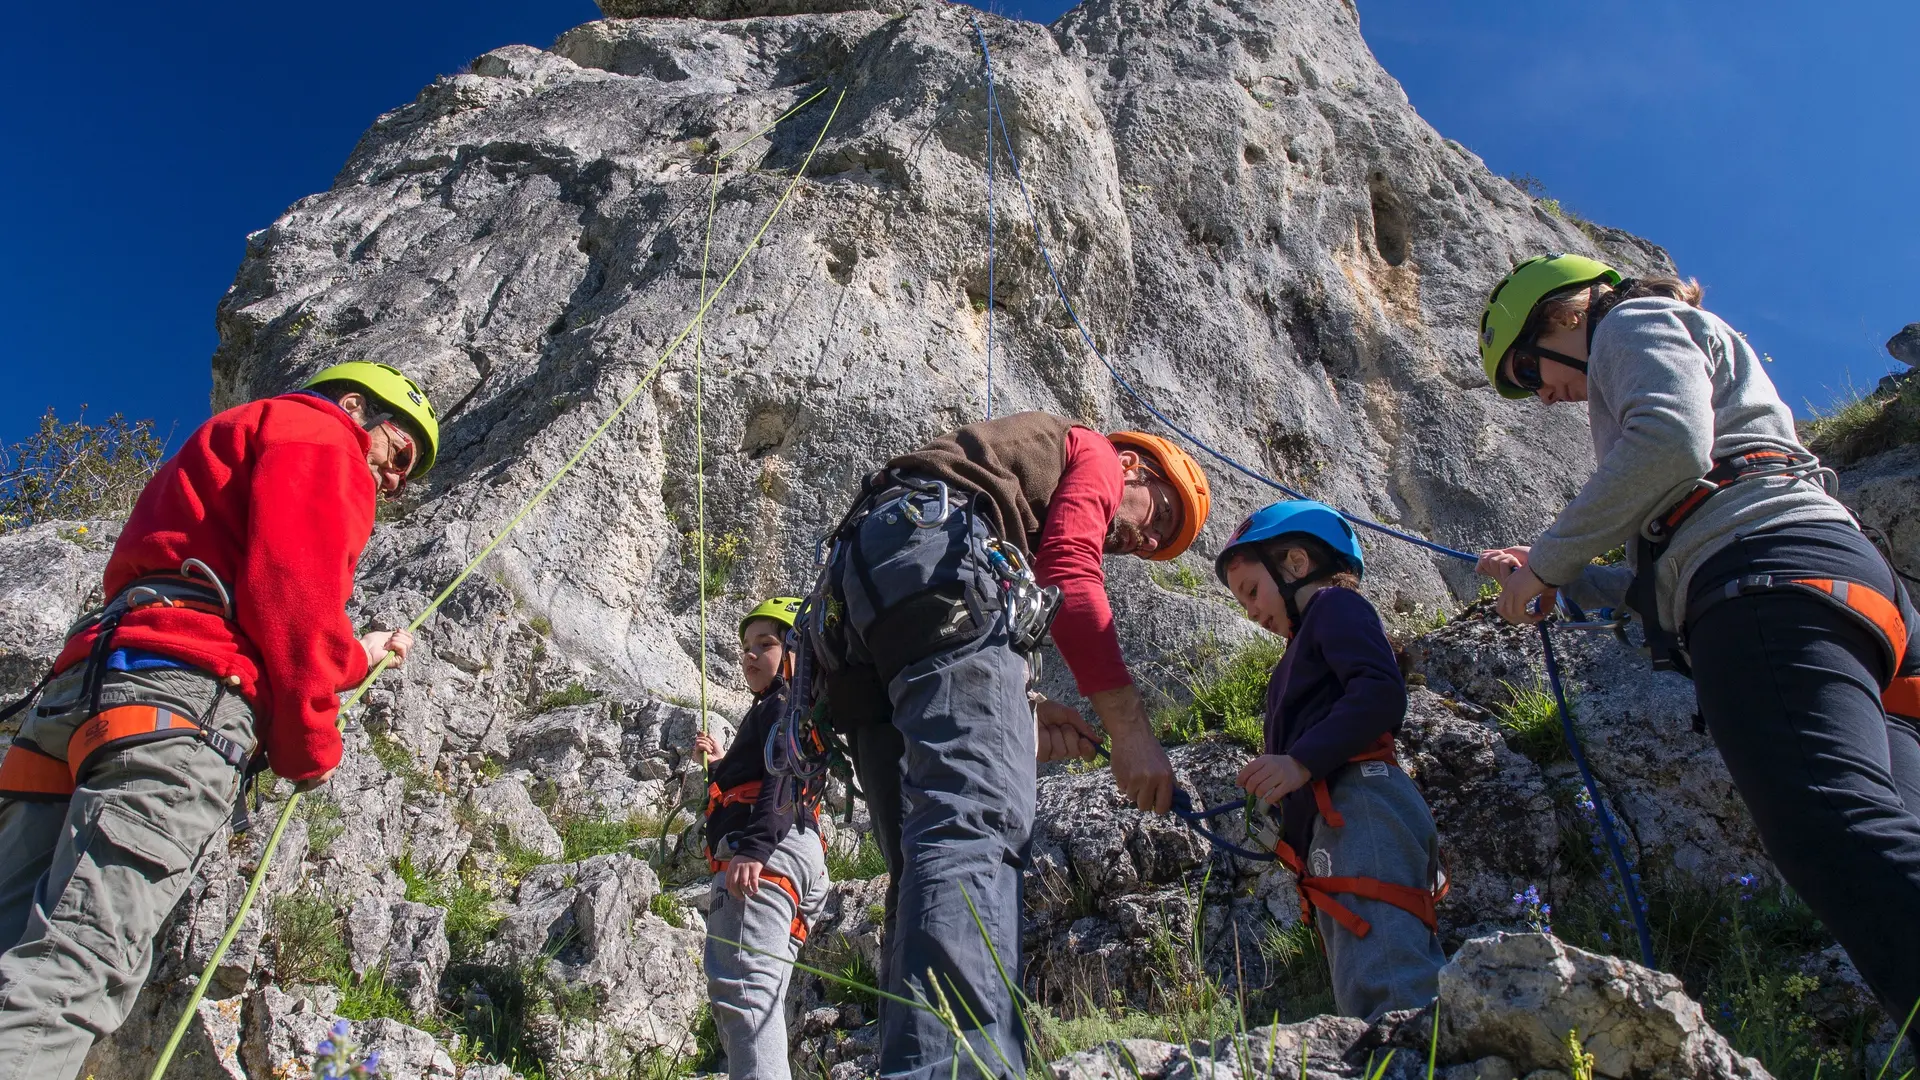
964, 17, 1655, 969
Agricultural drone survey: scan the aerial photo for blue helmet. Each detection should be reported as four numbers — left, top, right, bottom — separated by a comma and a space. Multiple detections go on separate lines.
1213, 500, 1365, 586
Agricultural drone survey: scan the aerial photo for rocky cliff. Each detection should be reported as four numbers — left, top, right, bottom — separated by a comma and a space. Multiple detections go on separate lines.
1, 0, 1912, 1076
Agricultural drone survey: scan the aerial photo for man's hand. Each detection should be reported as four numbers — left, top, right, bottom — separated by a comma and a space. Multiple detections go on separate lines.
1237, 754, 1310, 806
1034, 696, 1099, 763
693, 732, 722, 761
1089, 685, 1173, 813
1495, 565, 1556, 625
361, 629, 415, 668
725, 858, 764, 899
293, 767, 337, 793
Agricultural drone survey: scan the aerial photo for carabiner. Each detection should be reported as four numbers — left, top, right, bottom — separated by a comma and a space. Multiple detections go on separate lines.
897, 476, 953, 529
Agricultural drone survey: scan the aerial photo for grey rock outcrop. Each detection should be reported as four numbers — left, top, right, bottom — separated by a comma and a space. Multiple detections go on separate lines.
1050, 934, 1770, 1080
345, 899, 452, 1016
1887, 323, 1920, 367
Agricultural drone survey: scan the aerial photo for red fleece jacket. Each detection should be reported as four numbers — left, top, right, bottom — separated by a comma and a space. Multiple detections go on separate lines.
1031, 426, 1131, 696
56, 393, 376, 781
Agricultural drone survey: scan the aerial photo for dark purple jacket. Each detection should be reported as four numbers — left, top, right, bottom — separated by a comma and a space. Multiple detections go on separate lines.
706, 677, 813, 864
1263, 586, 1408, 853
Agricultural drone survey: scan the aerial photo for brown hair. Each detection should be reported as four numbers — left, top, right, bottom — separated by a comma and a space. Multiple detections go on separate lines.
1536, 274, 1705, 330
1221, 540, 1362, 593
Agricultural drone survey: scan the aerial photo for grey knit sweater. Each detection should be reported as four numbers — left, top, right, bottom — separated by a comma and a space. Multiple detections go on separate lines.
1530, 297, 1851, 633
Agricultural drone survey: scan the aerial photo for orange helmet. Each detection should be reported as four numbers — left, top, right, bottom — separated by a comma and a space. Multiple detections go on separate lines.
1107, 431, 1211, 561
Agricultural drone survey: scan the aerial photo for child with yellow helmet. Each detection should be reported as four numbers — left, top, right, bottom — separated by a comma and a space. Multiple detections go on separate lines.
692, 596, 828, 1079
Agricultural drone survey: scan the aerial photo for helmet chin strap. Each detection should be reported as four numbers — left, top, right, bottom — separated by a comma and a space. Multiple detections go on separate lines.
1255, 549, 1338, 631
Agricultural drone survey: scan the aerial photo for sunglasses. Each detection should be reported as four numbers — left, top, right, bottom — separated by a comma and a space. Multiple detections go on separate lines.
1505, 348, 1547, 392
1142, 474, 1182, 548
380, 422, 417, 483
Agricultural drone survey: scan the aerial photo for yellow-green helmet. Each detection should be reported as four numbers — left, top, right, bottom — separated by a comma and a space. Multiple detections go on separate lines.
1479, 254, 1621, 399
302, 361, 439, 477
739, 596, 803, 641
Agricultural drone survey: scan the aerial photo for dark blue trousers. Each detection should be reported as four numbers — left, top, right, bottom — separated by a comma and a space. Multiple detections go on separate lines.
835, 490, 1035, 1080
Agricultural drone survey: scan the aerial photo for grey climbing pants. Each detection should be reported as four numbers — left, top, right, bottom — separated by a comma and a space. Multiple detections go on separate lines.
706, 828, 830, 1080
832, 484, 1036, 1080
1308, 761, 1447, 1024
0, 663, 254, 1080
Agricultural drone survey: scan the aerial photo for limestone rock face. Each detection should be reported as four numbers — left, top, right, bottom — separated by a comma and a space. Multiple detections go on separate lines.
211, 0, 1673, 719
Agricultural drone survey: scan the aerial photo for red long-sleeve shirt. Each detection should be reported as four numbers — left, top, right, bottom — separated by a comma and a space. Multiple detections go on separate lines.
55, 393, 376, 781
1031, 426, 1132, 696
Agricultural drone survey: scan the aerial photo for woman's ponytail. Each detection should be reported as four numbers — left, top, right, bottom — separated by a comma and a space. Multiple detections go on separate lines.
1538, 273, 1704, 328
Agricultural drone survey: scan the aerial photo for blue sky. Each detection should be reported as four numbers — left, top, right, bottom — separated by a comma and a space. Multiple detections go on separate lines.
3, 1, 1913, 452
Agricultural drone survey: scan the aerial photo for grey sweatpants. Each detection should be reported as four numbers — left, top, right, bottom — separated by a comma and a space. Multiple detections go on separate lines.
834, 490, 1036, 1080
706, 828, 830, 1080
1308, 761, 1447, 1024
0, 664, 253, 1080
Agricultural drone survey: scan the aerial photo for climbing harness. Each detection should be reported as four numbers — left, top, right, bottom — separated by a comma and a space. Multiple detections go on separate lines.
1687, 574, 1920, 721
145, 85, 849, 1080
964, 21, 1656, 968
1628, 449, 1836, 674
0, 562, 252, 802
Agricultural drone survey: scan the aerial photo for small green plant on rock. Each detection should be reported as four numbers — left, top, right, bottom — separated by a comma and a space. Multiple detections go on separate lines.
826, 835, 889, 881
1153, 635, 1283, 752
535, 681, 599, 713
300, 796, 345, 859
1494, 679, 1571, 765
270, 893, 348, 986
1150, 561, 1206, 595
1799, 375, 1920, 466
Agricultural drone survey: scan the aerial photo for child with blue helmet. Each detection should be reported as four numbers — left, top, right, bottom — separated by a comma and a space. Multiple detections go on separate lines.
1214, 500, 1446, 1022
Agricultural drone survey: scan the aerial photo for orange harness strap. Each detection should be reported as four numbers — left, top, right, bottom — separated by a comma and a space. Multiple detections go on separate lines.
1280, 736, 1447, 939
1771, 578, 1920, 723
706, 857, 810, 943
0, 704, 238, 803
67, 704, 210, 779
707, 779, 764, 817
0, 741, 75, 801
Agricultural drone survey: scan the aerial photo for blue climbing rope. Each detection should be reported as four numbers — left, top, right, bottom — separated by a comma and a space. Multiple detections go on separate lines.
969, 13, 997, 420
965, 22, 1657, 969
1539, 621, 1656, 964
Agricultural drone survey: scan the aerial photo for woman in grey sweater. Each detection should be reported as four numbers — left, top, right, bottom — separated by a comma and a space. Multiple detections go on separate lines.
1474, 254, 1920, 1045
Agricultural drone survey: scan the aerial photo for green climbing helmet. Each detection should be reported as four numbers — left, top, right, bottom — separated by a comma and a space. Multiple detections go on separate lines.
1479, 254, 1622, 399
302, 361, 440, 477
739, 596, 803, 641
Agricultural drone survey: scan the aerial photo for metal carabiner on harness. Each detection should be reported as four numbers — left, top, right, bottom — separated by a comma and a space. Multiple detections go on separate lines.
895, 474, 953, 529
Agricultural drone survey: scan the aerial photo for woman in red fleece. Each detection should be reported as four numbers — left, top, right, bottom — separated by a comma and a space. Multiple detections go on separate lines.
0, 362, 436, 1080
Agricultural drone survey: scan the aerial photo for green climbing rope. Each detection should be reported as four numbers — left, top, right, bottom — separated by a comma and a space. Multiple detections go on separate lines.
147, 84, 846, 1080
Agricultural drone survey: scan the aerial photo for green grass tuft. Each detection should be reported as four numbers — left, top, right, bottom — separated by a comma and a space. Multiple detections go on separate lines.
648, 892, 687, 929
1150, 561, 1207, 595
1799, 375, 1920, 466
826, 835, 890, 881
269, 893, 348, 986
558, 811, 659, 862
1495, 680, 1572, 765
394, 854, 504, 961
1153, 635, 1284, 752
300, 795, 345, 859
534, 682, 599, 714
